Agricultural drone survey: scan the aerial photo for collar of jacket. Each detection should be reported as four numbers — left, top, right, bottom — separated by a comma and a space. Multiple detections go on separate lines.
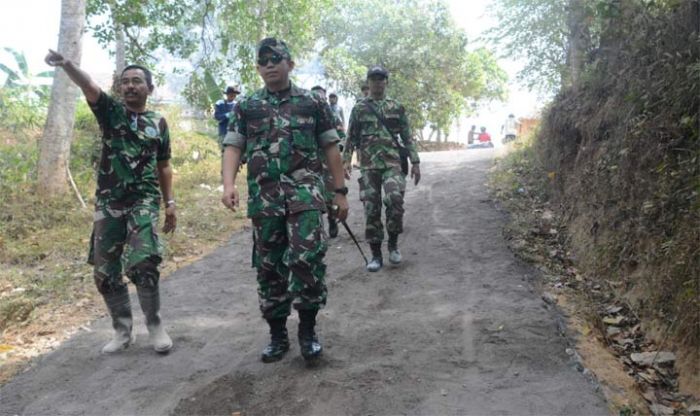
261, 82, 305, 100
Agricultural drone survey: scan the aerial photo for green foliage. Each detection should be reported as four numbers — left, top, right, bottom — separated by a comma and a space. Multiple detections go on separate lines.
70, 101, 103, 178
0, 140, 38, 195
214, 0, 331, 89
89, 0, 506, 129
483, 0, 571, 92
88, 0, 332, 111
319, 0, 508, 136
0, 48, 53, 132
182, 68, 226, 113
0, 89, 48, 133
1, 48, 53, 89
86, 0, 200, 66
0, 47, 53, 98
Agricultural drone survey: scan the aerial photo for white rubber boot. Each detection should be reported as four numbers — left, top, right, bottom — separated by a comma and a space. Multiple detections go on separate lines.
101, 287, 135, 354
136, 286, 173, 353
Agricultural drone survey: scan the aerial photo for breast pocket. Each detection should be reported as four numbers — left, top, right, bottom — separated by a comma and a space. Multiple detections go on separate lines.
291, 108, 317, 150
384, 114, 400, 131
130, 129, 159, 160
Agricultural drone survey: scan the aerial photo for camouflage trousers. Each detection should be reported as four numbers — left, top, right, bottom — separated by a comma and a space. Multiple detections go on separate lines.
359, 167, 406, 243
88, 199, 163, 294
252, 210, 328, 320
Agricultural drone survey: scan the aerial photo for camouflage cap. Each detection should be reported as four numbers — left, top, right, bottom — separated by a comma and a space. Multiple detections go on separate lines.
367, 65, 389, 79
257, 37, 292, 59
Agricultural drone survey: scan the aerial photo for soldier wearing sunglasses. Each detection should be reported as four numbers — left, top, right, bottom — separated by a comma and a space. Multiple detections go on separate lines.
221, 38, 349, 363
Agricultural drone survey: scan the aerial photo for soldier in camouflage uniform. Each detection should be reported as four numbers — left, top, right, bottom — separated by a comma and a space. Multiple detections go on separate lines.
45, 50, 176, 354
221, 38, 349, 363
311, 85, 346, 238
343, 65, 421, 272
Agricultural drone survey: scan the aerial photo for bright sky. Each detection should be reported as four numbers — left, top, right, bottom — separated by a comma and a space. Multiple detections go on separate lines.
0, 0, 542, 142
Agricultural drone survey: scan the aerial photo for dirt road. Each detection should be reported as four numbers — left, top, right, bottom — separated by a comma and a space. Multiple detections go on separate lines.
0, 149, 607, 415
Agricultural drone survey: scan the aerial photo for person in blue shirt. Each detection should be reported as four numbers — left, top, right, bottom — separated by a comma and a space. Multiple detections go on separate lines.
214, 86, 240, 147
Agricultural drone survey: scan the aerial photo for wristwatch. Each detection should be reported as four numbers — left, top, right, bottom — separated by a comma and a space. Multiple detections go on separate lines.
334, 187, 349, 196
165, 199, 176, 207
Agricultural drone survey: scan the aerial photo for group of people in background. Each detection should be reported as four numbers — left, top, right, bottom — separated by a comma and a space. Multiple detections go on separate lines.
45, 36, 422, 366
467, 113, 521, 147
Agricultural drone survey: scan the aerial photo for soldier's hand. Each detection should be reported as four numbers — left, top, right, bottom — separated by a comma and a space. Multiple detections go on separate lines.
332, 194, 349, 221
163, 205, 177, 234
221, 185, 239, 212
411, 164, 421, 186
45, 49, 66, 67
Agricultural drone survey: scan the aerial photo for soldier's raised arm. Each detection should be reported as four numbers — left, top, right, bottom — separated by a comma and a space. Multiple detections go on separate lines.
45, 49, 100, 104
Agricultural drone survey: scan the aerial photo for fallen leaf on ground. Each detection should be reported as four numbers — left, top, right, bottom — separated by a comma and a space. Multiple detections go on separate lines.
603, 316, 625, 325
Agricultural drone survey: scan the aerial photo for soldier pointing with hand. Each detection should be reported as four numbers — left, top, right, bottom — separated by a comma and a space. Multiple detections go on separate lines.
45, 49, 175, 355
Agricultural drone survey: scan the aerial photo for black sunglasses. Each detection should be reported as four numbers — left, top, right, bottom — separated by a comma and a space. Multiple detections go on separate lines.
257, 54, 284, 66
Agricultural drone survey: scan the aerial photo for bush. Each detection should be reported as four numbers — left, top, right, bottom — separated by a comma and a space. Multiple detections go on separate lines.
0, 88, 48, 133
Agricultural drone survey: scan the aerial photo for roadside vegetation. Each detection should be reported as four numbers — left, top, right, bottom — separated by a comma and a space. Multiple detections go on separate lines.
491, 0, 699, 412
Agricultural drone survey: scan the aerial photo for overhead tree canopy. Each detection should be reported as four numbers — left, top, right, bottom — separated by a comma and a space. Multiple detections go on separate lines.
319, 0, 508, 138
87, 0, 332, 109
84, 0, 507, 138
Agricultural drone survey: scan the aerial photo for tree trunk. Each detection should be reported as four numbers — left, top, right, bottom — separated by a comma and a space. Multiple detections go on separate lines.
111, 23, 126, 95
37, 0, 86, 197
107, 1, 125, 95
567, 0, 589, 90
115, 24, 126, 73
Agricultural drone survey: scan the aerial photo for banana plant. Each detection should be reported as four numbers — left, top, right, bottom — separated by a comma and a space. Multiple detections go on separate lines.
0, 47, 55, 99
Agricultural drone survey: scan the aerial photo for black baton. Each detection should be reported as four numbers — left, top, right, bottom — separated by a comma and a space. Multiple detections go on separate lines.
332, 205, 368, 265
340, 220, 369, 265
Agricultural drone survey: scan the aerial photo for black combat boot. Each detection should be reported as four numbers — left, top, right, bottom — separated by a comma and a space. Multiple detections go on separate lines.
366, 242, 383, 272
298, 309, 322, 361
261, 318, 289, 363
387, 232, 402, 264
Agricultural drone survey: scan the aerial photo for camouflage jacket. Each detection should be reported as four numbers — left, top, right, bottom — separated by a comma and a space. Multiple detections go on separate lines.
343, 96, 419, 170
223, 83, 340, 218
89, 92, 171, 206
